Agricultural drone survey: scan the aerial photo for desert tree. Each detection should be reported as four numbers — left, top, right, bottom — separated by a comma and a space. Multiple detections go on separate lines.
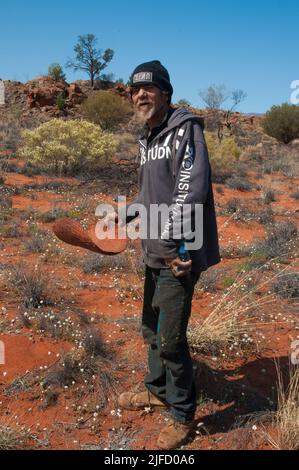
230, 89, 247, 112
198, 84, 230, 110
219, 89, 247, 140
199, 84, 247, 141
66, 34, 114, 87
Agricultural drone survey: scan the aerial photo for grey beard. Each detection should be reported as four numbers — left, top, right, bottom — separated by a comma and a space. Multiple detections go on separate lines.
135, 105, 156, 122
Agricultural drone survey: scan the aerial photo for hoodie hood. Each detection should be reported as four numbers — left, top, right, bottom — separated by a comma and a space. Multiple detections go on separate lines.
166, 107, 205, 132
139, 107, 205, 144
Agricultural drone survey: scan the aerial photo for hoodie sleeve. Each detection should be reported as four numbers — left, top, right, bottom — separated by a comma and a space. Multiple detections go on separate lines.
159, 119, 210, 259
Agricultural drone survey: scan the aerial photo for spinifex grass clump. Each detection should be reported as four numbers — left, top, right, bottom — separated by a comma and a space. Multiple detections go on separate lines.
20, 309, 83, 342
82, 252, 130, 274
43, 346, 118, 410
9, 264, 58, 308
195, 268, 219, 294
264, 364, 299, 450
188, 260, 293, 357
24, 230, 51, 253
225, 177, 254, 192
0, 195, 12, 223
254, 221, 298, 261
271, 272, 299, 299
0, 424, 32, 450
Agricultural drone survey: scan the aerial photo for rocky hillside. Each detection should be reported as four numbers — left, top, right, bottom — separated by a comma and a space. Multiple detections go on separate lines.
0, 75, 277, 154
0, 76, 128, 152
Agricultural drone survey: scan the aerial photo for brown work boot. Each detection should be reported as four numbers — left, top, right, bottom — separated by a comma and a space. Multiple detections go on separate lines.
118, 390, 167, 410
157, 418, 194, 449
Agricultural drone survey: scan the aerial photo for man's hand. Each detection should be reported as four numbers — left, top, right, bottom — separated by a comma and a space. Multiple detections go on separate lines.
165, 257, 192, 278
101, 211, 126, 228
101, 211, 118, 226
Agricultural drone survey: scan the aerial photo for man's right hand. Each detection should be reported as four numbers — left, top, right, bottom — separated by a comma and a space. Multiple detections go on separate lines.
101, 211, 127, 228
101, 211, 118, 226
165, 257, 192, 278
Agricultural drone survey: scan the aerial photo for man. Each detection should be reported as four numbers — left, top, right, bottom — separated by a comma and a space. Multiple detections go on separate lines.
117, 60, 220, 449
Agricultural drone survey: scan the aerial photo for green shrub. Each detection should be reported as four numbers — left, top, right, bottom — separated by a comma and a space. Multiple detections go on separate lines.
254, 221, 298, 260
271, 273, 299, 299
19, 119, 118, 175
38, 208, 82, 223
205, 132, 241, 182
225, 177, 253, 191
262, 189, 276, 204
81, 91, 133, 130
262, 103, 299, 144
56, 91, 67, 111
48, 63, 66, 81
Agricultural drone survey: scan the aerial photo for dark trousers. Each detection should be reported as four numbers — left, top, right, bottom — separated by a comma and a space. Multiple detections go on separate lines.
141, 265, 200, 423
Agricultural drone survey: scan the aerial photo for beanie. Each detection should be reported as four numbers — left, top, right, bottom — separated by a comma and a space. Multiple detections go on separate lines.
129, 60, 173, 98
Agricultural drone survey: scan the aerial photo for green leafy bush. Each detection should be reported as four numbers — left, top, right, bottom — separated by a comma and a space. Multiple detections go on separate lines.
81, 91, 133, 130
20, 119, 118, 175
262, 103, 299, 144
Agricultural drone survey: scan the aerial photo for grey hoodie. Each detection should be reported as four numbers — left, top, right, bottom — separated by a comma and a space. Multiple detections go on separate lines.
126, 107, 221, 274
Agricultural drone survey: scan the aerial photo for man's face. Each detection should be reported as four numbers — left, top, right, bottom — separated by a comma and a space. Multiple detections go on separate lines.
131, 84, 169, 121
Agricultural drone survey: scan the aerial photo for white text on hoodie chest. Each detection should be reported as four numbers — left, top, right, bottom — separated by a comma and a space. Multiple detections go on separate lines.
140, 133, 173, 166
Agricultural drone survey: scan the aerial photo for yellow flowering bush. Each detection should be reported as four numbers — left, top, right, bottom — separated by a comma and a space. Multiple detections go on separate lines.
205, 132, 241, 181
20, 119, 118, 175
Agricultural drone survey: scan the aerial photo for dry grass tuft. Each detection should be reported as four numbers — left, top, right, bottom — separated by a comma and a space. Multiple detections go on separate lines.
188, 259, 295, 356
0, 423, 32, 450
9, 263, 58, 308
264, 363, 299, 450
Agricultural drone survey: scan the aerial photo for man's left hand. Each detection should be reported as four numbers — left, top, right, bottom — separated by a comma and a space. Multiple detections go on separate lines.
165, 257, 192, 277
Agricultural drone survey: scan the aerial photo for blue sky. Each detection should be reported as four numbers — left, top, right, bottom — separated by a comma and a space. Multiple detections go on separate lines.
0, 0, 298, 113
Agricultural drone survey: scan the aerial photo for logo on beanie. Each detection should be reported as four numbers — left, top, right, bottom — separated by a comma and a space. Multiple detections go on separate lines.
133, 72, 153, 84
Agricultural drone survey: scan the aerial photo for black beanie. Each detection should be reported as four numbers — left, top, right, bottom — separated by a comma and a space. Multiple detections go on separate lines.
129, 60, 173, 98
